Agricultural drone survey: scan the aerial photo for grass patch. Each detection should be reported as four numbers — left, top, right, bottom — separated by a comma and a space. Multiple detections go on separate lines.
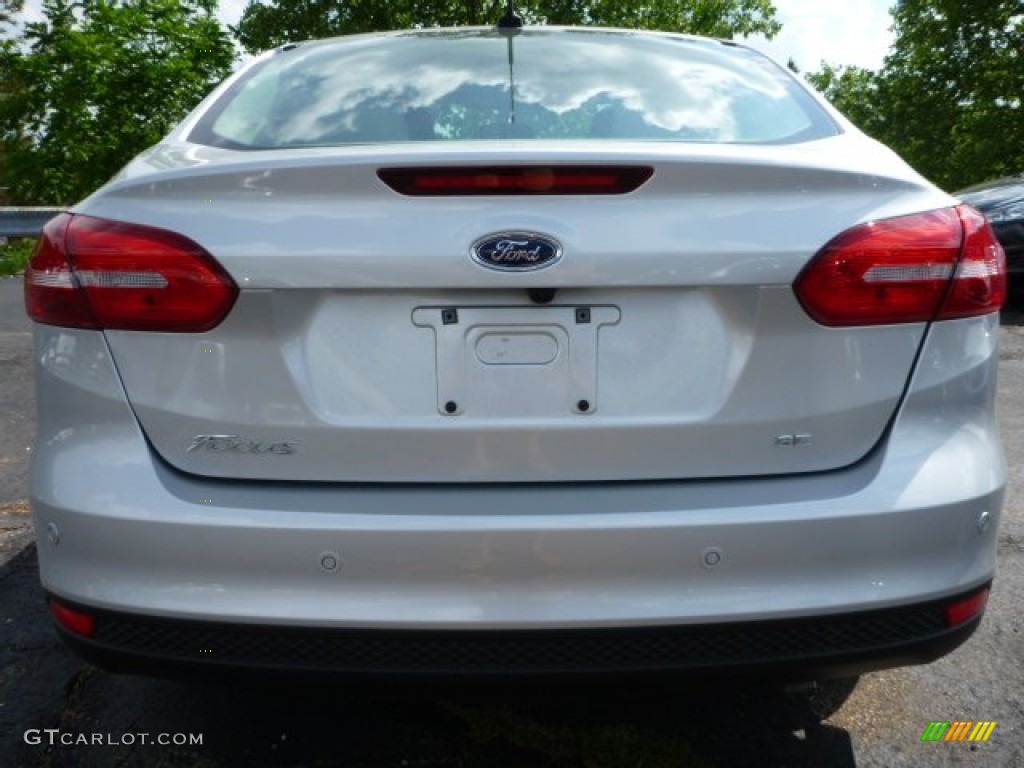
0, 238, 35, 276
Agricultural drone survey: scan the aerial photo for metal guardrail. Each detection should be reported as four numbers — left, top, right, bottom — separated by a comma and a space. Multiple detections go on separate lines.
0, 207, 63, 238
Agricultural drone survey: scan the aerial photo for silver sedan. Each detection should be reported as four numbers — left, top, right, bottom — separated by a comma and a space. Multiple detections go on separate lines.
25, 26, 1006, 695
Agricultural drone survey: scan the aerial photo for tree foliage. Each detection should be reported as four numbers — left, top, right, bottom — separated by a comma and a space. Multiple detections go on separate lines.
234, 0, 781, 55
0, 0, 26, 202
882, 0, 1024, 189
0, 0, 23, 33
0, 0, 235, 205
805, 64, 886, 138
809, 0, 1024, 190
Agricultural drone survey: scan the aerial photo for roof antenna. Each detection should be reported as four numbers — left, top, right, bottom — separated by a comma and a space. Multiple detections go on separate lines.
498, 0, 523, 29
497, 1, 522, 125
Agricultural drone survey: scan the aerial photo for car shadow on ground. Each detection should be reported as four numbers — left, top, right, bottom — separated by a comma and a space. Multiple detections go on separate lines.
16, 671, 860, 768
4, 550, 859, 768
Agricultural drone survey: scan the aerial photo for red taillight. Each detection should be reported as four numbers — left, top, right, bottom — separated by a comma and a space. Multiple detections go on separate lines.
377, 166, 654, 195
944, 588, 989, 628
938, 206, 1007, 320
24, 214, 96, 328
794, 206, 1006, 326
25, 214, 238, 332
49, 598, 97, 637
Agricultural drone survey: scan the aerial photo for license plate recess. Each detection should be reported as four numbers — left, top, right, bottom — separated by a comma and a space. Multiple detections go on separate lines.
412, 305, 620, 416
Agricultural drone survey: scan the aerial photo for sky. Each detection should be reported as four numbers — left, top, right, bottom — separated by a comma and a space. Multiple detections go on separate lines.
213, 0, 898, 72
19, 0, 898, 73
745, 0, 896, 72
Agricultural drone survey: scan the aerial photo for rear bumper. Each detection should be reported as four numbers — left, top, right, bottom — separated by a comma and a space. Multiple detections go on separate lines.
30, 314, 1005, 675
53, 590, 985, 679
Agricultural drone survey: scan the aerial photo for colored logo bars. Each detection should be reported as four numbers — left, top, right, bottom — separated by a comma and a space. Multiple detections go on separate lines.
921, 721, 997, 742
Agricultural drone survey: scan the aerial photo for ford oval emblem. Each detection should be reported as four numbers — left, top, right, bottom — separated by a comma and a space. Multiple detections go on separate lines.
471, 232, 563, 272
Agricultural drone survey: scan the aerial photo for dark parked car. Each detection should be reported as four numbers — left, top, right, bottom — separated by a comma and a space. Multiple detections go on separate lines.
958, 175, 1024, 288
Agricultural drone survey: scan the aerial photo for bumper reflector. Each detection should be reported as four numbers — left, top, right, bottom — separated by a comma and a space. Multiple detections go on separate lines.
944, 588, 989, 628
50, 599, 97, 637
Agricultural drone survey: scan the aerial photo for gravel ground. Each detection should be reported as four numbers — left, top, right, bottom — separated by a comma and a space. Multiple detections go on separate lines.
0, 277, 34, 563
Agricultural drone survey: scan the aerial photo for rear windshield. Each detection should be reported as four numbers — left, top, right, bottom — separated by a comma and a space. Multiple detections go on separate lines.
190, 29, 838, 149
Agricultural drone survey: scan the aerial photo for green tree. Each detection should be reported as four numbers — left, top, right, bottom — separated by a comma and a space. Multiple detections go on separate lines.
0, 0, 235, 205
234, 0, 781, 55
1, 0, 23, 31
0, 0, 26, 202
881, 0, 1024, 189
809, 0, 1024, 190
805, 63, 886, 139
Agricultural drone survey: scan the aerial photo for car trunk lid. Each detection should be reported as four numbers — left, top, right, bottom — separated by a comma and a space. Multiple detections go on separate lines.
85, 139, 953, 482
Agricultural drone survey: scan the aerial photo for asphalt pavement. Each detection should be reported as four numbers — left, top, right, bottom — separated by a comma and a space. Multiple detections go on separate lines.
0, 276, 33, 561
0, 275, 1021, 767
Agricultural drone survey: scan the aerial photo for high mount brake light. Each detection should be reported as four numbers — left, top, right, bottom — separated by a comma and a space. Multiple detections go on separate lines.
25, 214, 238, 332
377, 166, 654, 196
794, 206, 1006, 326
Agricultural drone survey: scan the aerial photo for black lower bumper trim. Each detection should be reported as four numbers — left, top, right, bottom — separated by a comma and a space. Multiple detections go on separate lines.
50, 589, 985, 679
